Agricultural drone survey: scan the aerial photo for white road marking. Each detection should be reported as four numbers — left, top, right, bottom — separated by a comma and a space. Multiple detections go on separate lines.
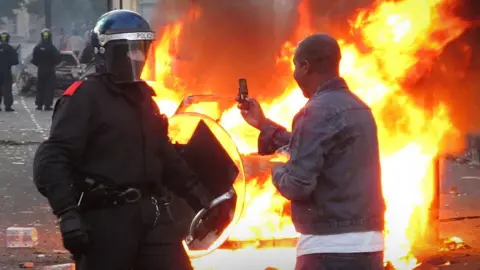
20, 96, 47, 139
461, 176, 480, 180
0, 129, 47, 132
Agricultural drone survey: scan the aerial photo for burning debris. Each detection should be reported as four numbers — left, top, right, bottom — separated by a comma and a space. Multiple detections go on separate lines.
440, 237, 472, 251
140, 0, 473, 269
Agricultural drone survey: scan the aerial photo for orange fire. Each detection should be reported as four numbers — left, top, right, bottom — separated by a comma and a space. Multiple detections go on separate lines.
142, 0, 469, 269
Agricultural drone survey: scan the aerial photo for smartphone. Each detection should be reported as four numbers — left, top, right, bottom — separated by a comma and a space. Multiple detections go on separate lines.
238, 78, 248, 103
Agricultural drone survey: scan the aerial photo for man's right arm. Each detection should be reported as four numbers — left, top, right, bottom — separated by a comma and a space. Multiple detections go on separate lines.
53, 46, 62, 65
31, 46, 39, 67
257, 119, 291, 155
33, 82, 92, 216
9, 46, 19, 66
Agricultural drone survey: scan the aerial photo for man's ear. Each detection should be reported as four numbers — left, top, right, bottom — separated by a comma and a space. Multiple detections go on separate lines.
303, 60, 311, 75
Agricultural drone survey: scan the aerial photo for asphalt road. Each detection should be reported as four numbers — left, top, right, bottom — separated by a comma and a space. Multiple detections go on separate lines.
0, 93, 479, 269
0, 94, 70, 269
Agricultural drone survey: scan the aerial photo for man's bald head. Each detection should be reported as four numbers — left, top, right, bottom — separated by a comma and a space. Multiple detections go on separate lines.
292, 33, 342, 97
294, 33, 341, 75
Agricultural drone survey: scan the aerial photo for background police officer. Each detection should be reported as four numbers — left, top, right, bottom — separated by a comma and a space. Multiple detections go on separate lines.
31, 29, 61, 111
33, 10, 219, 270
0, 32, 19, 111
78, 30, 94, 66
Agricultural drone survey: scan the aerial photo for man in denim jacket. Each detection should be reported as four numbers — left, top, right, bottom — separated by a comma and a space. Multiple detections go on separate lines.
239, 34, 385, 270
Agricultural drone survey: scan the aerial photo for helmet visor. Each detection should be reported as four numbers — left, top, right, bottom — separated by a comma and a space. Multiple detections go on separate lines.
41, 31, 51, 41
0, 33, 8, 43
105, 39, 155, 83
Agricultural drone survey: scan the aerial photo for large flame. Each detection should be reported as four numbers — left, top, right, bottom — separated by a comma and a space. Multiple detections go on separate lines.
142, 0, 469, 269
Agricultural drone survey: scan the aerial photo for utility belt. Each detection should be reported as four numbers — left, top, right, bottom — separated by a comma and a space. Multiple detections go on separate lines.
77, 178, 170, 212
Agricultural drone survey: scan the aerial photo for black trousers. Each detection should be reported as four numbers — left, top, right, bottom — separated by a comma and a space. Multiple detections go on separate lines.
295, 252, 384, 270
0, 73, 13, 108
35, 72, 55, 107
75, 197, 193, 270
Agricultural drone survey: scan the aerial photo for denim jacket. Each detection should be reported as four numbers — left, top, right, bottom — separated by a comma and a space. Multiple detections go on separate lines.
259, 77, 385, 235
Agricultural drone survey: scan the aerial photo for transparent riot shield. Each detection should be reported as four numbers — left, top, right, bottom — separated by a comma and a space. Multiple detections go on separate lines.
168, 112, 246, 259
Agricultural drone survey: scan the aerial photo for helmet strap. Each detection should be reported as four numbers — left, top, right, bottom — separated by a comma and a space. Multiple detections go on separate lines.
94, 46, 107, 73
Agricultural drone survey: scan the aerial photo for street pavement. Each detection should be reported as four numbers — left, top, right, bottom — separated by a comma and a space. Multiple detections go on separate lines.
0, 92, 479, 269
440, 161, 480, 247
0, 94, 70, 268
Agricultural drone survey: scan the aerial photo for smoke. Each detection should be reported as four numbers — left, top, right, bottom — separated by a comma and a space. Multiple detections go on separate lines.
152, 0, 374, 98
151, 0, 480, 147
403, 0, 480, 151
49, 0, 106, 34
164, 1, 298, 97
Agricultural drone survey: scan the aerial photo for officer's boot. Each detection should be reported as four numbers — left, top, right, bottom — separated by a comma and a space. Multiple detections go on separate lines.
5, 107, 14, 112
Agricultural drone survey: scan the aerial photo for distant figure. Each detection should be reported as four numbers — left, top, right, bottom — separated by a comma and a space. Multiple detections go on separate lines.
31, 29, 61, 111
58, 28, 68, 51
78, 30, 93, 65
0, 32, 19, 111
83, 29, 90, 42
67, 30, 84, 56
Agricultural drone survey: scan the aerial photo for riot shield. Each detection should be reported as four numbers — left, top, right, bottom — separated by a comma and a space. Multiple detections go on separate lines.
168, 112, 246, 258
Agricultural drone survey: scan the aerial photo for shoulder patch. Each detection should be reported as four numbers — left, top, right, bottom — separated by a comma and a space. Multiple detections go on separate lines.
63, 81, 84, 96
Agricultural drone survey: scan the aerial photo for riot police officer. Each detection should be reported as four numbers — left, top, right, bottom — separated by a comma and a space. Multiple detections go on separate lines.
0, 32, 19, 111
33, 10, 219, 270
78, 30, 94, 65
31, 29, 61, 111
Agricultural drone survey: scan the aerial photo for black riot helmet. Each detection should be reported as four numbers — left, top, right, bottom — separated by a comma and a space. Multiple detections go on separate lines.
40, 29, 52, 42
0, 32, 10, 44
91, 10, 156, 83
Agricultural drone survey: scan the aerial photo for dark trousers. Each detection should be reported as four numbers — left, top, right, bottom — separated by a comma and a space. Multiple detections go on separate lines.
75, 197, 193, 270
0, 73, 13, 108
35, 72, 55, 107
295, 252, 384, 270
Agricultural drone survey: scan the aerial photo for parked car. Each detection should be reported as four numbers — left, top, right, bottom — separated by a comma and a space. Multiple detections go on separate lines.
16, 51, 85, 96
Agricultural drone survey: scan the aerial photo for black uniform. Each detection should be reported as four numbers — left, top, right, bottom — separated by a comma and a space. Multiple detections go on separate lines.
78, 42, 93, 64
0, 42, 19, 110
31, 39, 61, 110
33, 75, 208, 269
33, 11, 227, 270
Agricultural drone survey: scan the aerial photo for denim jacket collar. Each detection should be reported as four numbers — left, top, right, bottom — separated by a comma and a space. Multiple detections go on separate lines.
312, 77, 349, 98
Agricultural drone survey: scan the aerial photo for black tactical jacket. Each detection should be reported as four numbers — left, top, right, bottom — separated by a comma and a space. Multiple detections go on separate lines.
33, 75, 199, 216
31, 41, 61, 76
0, 43, 18, 76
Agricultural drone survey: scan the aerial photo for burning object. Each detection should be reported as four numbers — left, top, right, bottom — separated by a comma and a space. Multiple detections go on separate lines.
142, 0, 472, 269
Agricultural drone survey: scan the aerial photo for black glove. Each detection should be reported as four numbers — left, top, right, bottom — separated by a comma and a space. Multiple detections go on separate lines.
202, 194, 236, 231
184, 184, 213, 213
185, 184, 236, 240
59, 210, 89, 255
